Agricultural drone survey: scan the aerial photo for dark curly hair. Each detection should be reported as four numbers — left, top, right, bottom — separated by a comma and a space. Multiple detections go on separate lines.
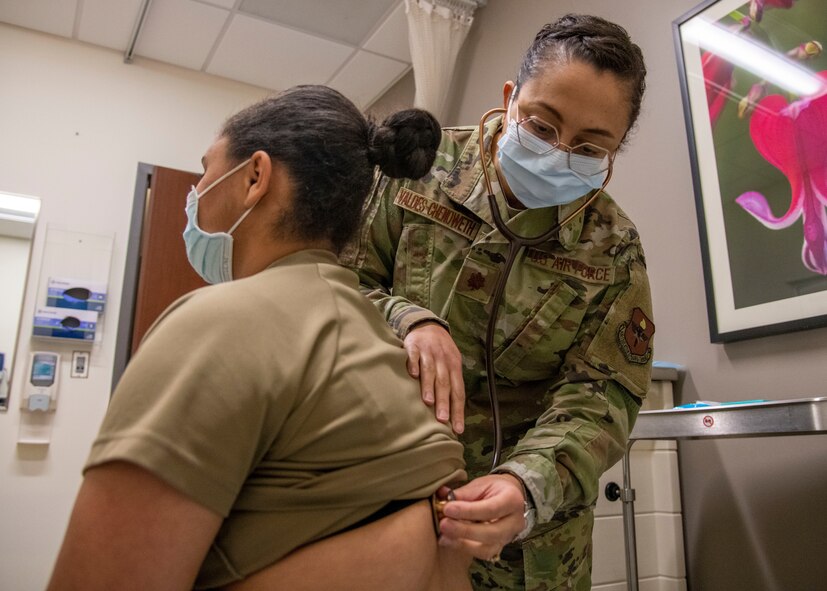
220, 85, 440, 252
515, 14, 647, 142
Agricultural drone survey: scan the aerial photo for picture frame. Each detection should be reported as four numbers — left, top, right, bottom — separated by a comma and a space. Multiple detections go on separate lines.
673, 0, 827, 342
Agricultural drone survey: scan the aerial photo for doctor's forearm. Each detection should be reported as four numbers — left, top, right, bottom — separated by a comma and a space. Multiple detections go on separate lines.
496, 380, 639, 522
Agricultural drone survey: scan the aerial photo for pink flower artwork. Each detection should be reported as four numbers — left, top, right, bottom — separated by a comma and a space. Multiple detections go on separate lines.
735, 71, 827, 274
750, 0, 796, 22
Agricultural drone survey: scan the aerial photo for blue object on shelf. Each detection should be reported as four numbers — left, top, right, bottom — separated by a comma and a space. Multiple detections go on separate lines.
674, 399, 768, 409
46, 278, 107, 313
32, 307, 98, 341
674, 401, 717, 409
653, 360, 682, 369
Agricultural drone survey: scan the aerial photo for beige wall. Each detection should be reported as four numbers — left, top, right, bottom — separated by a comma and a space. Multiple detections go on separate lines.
367, 69, 416, 120
0, 23, 268, 590
439, 1, 827, 589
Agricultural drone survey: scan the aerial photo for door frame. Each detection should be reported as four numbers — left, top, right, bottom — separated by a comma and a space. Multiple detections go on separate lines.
112, 162, 153, 393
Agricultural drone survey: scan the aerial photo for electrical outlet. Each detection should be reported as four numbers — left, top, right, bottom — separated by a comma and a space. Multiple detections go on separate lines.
71, 351, 90, 378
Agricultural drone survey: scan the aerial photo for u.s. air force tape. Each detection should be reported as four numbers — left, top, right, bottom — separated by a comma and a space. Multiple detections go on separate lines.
525, 248, 615, 284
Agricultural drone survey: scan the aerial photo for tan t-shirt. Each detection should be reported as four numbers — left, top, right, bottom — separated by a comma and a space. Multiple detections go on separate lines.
86, 250, 466, 588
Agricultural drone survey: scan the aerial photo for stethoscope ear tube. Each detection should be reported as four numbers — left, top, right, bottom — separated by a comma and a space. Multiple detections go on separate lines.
477, 109, 610, 471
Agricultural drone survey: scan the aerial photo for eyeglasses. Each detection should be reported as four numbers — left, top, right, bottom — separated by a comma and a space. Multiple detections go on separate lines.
511, 112, 614, 177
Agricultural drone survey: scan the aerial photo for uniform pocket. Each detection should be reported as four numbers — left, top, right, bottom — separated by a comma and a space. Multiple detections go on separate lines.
493, 280, 579, 382
523, 509, 594, 591
397, 224, 434, 309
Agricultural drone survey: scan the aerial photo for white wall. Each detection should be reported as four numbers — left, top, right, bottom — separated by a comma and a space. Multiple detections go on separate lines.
0, 23, 268, 591
443, 1, 827, 588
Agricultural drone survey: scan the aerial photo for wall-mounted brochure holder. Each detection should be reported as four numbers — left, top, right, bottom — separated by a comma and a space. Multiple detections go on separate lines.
30, 227, 113, 349
15, 227, 113, 447
46, 277, 107, 313
32, 307, 98, 342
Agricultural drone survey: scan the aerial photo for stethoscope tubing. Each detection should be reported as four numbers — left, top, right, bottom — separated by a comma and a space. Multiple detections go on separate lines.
476, 108, 612, 471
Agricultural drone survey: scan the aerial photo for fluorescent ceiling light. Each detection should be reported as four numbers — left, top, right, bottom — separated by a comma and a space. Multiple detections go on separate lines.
683, 18, 824, 96
0, 191, 40, 224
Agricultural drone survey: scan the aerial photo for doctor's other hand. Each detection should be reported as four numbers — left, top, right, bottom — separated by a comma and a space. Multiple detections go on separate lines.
436, 475, 527, 560
403, 321, 465, 434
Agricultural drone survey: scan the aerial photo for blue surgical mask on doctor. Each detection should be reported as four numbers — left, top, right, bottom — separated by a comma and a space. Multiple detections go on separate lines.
496, 101, 612, 209
183, 158, 254, 284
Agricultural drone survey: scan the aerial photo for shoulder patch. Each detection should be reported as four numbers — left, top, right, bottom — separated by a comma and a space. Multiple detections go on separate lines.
617, 307, 655, 364
393, 187, 481, 241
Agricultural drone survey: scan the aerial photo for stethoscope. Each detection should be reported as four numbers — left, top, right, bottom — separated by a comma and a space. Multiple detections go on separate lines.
475, 107, 614, 470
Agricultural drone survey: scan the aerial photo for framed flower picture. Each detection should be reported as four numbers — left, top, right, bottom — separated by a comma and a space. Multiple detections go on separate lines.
674, 0, 827, 342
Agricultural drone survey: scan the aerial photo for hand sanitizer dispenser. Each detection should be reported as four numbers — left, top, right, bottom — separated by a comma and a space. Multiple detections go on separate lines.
21, 352, 60, 412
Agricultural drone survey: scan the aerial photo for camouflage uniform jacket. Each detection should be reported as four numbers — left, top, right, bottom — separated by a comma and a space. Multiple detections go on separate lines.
341, 117, 655, 588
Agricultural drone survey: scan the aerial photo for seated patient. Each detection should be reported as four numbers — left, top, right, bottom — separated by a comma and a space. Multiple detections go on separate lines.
47, 86, 469, 591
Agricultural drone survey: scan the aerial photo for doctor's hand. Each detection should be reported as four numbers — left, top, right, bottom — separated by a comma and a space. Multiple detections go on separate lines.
435, 475, 527, 561
403, 321, 465, 434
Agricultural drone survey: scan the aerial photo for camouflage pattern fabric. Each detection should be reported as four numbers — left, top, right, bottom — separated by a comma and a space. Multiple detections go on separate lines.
341, 116, 654, 590
470, 508, 594, 590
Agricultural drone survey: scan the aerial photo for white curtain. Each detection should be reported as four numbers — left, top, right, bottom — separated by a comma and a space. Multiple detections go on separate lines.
404, 0, 478, 121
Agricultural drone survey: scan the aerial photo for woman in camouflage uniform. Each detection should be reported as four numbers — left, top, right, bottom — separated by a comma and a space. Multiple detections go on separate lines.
343, 14, 653, 591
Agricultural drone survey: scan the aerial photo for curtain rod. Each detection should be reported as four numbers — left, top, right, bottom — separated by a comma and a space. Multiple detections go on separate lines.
124, 0, 153, 64
430, 0, 485, 14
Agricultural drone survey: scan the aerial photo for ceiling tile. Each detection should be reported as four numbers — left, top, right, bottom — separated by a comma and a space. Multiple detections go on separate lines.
0, 0, 78, 38
77, 0, 144, 51
207, 14, 353, 90
328, 50, 408, 109
239, 0, 399, 46
135, 0, 229, 70
362, 1, 410, 63
0, 0, 412, 109
196, 0, 237, 8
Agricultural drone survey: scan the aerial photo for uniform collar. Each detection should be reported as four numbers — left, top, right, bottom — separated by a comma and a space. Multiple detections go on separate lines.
439, 114, 585, 250
266, 248, 338, 269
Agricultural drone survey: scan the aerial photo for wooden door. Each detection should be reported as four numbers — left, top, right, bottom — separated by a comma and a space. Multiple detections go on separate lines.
114, 164, 207, 391
130, 166, 205, 354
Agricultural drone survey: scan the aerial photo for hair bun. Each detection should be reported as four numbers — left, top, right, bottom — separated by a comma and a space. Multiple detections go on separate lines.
368, 109, 441, 179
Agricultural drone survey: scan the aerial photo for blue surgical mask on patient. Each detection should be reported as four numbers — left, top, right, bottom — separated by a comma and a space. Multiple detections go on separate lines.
496, 120, 608, 209
183, 158, 253, 284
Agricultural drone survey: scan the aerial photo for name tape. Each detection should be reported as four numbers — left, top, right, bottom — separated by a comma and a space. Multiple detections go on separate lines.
394, 188, 481, 241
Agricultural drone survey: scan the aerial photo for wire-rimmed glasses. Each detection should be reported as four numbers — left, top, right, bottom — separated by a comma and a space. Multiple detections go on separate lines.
512, 115, 614, 177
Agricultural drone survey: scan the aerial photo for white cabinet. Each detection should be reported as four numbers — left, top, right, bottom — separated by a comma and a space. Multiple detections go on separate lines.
592, 370, 686, 591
